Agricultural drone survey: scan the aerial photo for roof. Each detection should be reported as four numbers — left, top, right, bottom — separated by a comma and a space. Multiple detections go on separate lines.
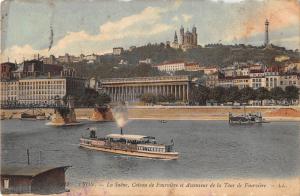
106, 134, 149, 141
155, 60, 186, 66
250, 70, 264, 73
1, 166, 70, 177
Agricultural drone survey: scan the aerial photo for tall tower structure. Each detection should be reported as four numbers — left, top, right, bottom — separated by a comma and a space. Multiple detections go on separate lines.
174, 31, 178, 44
180, 26, 184, 45
192, 26, 197, 46
264, 19, 269, 46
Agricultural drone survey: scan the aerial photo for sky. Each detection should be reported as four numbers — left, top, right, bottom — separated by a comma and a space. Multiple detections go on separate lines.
1, 0, 300, 62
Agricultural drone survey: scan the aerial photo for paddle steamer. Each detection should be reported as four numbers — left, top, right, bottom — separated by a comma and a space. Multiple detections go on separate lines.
80, 128, 178, 160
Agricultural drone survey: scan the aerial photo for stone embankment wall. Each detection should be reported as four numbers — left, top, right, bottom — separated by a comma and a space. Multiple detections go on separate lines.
1, 106, 300, 121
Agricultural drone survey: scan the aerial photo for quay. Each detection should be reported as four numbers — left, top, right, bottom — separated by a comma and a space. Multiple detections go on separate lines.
1, 106, 300, 121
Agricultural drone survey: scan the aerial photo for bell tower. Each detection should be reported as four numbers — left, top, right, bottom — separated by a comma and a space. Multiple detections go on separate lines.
180, 25, 184, 45
192, 25, 197, 46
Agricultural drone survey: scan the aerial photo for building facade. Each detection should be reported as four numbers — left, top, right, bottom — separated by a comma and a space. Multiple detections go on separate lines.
171, 26, 198, 51
154, 61, 186, 72
113, 47, 124, 55
18, 77, 67, 104
99, 76, 191, 103
233, 76, 250, 89
0, 74, 86, 105
249, 70, 265, 89
1, 62, 16, 80
280, 73, 300, 89
0, 80, 19, 104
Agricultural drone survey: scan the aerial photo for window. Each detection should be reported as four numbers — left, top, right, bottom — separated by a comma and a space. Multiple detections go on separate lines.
4, 179, 9, 189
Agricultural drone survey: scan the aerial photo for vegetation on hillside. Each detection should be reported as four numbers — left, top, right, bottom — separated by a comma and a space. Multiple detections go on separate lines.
190, 85, 299, 105
64, 43, 299, 79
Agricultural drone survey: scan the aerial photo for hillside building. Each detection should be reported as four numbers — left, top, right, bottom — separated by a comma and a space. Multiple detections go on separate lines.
171, 26, 198, 51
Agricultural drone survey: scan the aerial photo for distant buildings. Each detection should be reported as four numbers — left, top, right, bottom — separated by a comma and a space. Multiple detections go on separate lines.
84, 54, 101, 64
171, 26, 198, 51
139, 58, 152, 64
113, 47, 124, 55
1, 70, 85, 105
205, 63, 300, 90
42, 53, 101, 64
185, 63, 201, 72
129, 46, 136, 51
153, 61, 201, 73
0, 62, 16, 80
0, 60, 86, 105
198, 66, 218, 75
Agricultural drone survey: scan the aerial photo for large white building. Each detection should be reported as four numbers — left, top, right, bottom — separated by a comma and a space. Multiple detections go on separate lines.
0, 80, 19, 104
153, 61, 201, 73
0, 73, 86, 105
249, 70, 265, 89
154, 61, 186, 72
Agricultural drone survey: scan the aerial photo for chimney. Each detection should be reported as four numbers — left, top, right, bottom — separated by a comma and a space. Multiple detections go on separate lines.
48, 72, 51, 79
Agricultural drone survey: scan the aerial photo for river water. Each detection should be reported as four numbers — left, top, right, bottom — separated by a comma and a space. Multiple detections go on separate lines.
1, 119, 299, 186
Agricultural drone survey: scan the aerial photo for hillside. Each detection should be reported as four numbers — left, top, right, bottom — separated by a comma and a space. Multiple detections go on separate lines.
66, 43, 300, 79
120, 43, 299, 66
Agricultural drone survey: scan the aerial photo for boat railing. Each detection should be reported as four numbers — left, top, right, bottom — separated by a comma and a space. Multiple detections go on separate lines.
105, 142, 137, 151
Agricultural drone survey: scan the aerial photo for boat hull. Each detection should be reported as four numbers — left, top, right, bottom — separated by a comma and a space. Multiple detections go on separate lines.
79, 143, 179, 160
46, 121, 81, 126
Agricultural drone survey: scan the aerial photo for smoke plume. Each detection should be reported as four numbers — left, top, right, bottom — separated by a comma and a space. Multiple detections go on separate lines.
112, 104, 128, 128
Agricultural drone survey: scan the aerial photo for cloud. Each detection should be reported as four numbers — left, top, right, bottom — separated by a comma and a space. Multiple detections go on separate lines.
182, 14, 192, 23
172, 16, 179, 22
2, 6, 174, 62
225, 0, 300, 42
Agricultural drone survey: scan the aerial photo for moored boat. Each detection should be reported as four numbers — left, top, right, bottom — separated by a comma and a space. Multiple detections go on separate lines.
229, 112, 266, 124
20, 112, 37, 120
80, 128, 179, 160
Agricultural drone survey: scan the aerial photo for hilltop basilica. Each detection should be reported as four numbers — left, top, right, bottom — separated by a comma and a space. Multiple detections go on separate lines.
171, 26, 198, 51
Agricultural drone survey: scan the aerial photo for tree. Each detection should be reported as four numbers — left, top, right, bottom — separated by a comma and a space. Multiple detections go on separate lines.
238, 87, 255, 104
224, 86, 240, 103
209, 86, 225, 104
156, 94, 167, 103
165, 94, 176, 103
140, 93, 157, 104
190, 85, 210, 105
255, 87, 270, 105
270, 87, 285, 104
285, 86, 299, 104
96, 93, 111, 106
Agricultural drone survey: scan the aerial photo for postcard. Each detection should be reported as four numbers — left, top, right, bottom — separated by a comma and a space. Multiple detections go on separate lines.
1, 0, 299, 195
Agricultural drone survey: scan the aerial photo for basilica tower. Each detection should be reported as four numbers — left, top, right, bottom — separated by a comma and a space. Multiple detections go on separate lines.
192, 26, 197, 46
180, 26, 184, 45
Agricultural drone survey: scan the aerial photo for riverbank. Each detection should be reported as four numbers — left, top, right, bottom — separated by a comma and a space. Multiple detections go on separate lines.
1, 106, 300, 122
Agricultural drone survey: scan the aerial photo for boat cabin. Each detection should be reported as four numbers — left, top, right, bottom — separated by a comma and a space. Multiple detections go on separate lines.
106, 134, 156, 144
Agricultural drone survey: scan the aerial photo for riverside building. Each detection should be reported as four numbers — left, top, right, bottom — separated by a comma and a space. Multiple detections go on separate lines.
0, 71, 86, 105
98, 75, 191, 103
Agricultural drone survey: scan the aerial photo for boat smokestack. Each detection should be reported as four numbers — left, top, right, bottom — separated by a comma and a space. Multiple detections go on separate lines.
120, 127, 123, 135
